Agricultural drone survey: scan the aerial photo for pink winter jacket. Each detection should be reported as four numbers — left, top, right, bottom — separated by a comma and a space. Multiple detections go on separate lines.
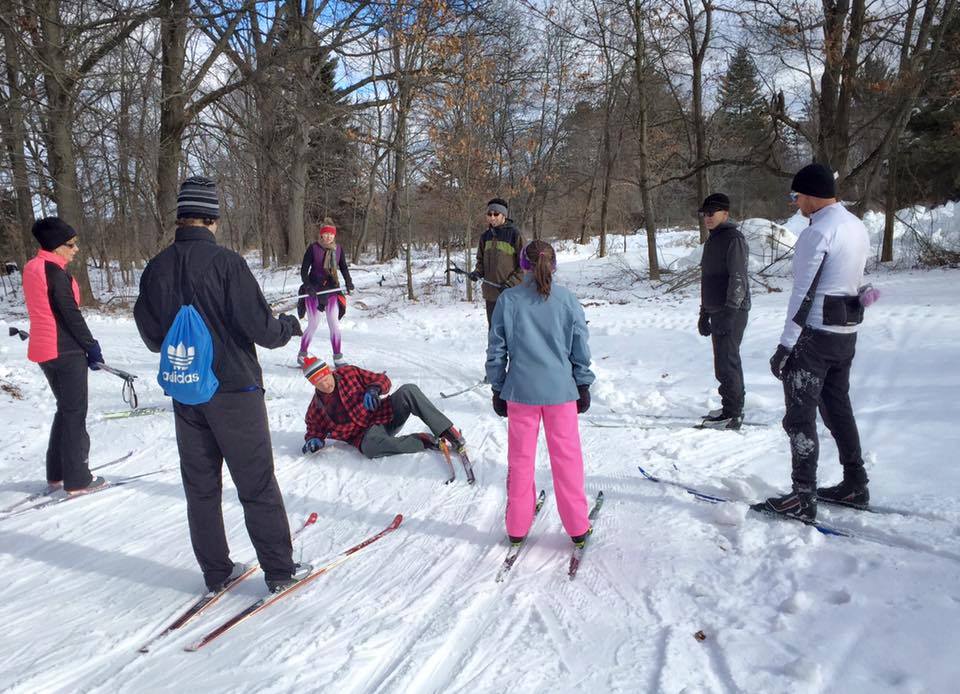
23, 250, 94, 363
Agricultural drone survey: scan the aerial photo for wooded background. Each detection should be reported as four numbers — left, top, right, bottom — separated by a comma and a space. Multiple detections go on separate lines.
1, 0, 957, 303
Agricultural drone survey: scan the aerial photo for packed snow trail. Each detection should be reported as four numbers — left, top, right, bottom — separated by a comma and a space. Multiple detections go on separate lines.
0, 239, 958, 692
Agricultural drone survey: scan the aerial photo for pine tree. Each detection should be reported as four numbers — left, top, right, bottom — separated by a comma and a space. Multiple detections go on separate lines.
717, 47, 766, 130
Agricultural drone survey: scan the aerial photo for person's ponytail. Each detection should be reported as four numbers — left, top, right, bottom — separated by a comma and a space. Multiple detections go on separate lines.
523, 239, 557, 298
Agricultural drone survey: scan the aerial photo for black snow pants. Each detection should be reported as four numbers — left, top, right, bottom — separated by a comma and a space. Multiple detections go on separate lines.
710, 309, 748, 417
39, 353, 93, 491
781, 328, 867, 491
173, 390, 294, 587
360, 384, 454, 459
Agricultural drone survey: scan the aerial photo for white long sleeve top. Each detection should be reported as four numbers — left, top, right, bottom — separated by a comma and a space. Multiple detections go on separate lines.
779, 202, 870, 349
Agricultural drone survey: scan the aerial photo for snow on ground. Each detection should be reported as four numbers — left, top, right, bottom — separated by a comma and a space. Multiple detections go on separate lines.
1, 221, 959, 694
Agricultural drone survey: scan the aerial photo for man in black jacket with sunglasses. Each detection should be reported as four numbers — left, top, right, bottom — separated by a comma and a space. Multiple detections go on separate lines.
697, 193, 751, 430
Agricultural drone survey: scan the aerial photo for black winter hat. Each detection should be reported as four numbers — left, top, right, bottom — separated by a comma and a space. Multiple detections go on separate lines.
698, 193, 730, 213
32, 217, 77, 252
177, 175, 221, 219
791, 163, 836, 199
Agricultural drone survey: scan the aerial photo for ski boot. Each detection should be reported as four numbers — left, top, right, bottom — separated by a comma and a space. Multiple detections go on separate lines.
266, 563, 314, 594
817, 480, 869, 510
699, 412, 743, 430
440, 426, 466, 454
206, 561, 252, 594
751, 488, 817, 521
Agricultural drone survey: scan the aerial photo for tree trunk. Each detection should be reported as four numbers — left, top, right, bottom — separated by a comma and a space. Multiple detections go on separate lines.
36, 0, 93, 302
157, 0, 189, 247
0, 16, 35, 266
286, 113, 310, 265
881, 140, 898, 263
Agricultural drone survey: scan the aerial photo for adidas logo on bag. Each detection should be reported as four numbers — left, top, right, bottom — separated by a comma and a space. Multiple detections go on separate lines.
167, 342, 195, 370
157, 304, 219, 404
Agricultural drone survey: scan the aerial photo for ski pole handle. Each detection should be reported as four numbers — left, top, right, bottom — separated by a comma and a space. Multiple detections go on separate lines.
98, 364, 138, 381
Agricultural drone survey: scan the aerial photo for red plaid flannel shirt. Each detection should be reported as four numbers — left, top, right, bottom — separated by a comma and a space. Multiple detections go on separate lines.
304, 365, 393, 449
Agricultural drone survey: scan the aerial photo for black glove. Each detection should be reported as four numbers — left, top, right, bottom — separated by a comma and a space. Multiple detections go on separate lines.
576, 384, 591, 414
770, 344, 792, 381
306, 284, 318, 300
345, 285, 354, 295
279, 313, 303, 336
711, 309, 735, 336
697, 310, 711, 337
86, 341, 104, 370
468, 270, 481, 282
363, 386, 382, 412
492, 391, 508, 417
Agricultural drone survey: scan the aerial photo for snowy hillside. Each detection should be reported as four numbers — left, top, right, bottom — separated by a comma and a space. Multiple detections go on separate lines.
1, 221, 959, 694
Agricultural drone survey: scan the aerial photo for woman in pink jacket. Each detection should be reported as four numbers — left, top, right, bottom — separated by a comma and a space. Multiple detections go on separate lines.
23, 218, 106, 494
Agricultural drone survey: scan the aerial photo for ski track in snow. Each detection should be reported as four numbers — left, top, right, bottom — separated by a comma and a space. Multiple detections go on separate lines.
1, 240, 959, 692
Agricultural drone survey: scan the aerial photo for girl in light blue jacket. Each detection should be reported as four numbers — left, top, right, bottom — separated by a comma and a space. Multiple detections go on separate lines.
486, 240, 595, 545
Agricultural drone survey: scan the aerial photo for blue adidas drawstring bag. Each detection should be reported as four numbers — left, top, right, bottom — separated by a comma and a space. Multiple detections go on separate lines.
157, 249, 219, 405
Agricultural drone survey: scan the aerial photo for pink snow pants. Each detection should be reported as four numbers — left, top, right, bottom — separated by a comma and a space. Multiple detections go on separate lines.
506, 400, 590, 539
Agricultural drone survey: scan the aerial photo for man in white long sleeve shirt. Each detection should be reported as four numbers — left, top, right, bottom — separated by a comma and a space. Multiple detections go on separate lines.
752, 163, 871, 522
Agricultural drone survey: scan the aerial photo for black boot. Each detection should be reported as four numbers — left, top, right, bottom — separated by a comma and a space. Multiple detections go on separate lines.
751, 489, 817, 521
699, 413, 743, 431
817, 480, 869, 510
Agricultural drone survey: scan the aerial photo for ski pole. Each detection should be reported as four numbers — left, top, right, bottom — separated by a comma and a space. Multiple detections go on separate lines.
445, 266, 507, 289
272, 287, 345, 305
98, 364, 139, 410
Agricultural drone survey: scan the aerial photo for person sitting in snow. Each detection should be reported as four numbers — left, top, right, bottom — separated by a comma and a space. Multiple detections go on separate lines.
301, 357, 466, 460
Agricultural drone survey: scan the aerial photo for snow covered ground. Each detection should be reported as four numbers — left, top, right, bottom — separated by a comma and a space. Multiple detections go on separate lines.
1, 222, 959, 693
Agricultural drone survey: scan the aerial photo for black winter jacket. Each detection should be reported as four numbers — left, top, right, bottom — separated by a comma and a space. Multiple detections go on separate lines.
700, 221, 751, 312
134, 226, 295, 392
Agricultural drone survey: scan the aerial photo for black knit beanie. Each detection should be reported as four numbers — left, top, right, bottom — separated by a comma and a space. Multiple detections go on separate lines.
791, 164, 836, 199
32, 217, 77, 252
177, 175, 221, 219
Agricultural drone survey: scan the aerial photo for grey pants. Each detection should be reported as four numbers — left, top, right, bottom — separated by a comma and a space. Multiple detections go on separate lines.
360, 384, 453, 459
174, 390, 294, 587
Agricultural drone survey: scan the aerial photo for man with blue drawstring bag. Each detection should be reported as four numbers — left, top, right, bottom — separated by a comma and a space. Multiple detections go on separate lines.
135, 176, 312, 594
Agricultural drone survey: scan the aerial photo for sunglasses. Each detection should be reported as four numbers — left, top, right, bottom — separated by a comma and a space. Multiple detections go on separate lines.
698, 208, 723, 218
485, 211, 501, 217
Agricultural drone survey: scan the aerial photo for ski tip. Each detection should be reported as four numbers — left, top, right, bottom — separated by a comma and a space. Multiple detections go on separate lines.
183, 645, 199, 653
537, 488, 546, 499
390, 514, 403, 528
137, 646, 150, 654
306, 512, 319, 525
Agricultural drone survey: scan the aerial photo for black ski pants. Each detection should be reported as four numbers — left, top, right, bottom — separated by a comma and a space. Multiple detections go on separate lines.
710, 309, 748, 417
39, 353, 93, 490
781, 328, 867, 490
173, 390, 294, 587
485, 300, 498, 328
360, 384, 454, 458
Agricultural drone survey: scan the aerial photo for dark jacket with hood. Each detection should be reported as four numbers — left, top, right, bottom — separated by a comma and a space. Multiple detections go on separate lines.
475, 221, 524, 302
134, 225, 295, 392
700, 221, 751, 313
